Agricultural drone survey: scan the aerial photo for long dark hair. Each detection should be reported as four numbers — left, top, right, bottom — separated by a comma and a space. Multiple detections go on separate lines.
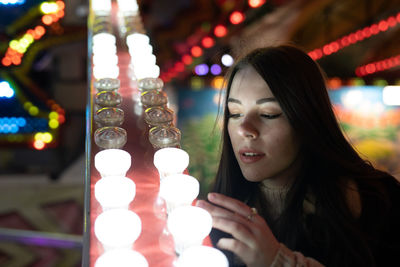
211, 45, 397, 266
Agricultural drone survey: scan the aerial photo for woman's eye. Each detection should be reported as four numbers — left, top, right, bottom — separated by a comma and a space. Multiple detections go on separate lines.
228, 113, 242, 119
261, 113, 282, 119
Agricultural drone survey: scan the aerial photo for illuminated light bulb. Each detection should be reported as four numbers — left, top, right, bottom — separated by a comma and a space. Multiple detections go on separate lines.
221, 54, 234, 67
229, 11, 245, 25
93, 32, 116, 45
191, 46, 203, 57
92, 0, 112, 15
126, 33, 150, 48
159, 174, 200, 214
176, 245, 229, 267
129, 45, 153, 59
95, 176, 136, 210
95, 249, 148, 267
94, 209, 142, 250
342, 89, 363, 109
153, 147, 189, 180
210, 64, 222, 75
92, 54, 118, 67
248, 0, 266, 8
167, 206, 212, 254
93, 65, 119, 79
92, 43, 117, 55
94, 149, 131, 177
130, 54, 156, 68
134, 65, 160, 80
214, 25, 227, 38
383, 86, 400, 106
194, 64, 209, 76
117, 0, 139, 15
0, 81, 15, 98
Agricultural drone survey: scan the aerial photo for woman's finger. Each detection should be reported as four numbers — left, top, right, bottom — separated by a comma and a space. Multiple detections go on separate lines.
208, 192, 259, 220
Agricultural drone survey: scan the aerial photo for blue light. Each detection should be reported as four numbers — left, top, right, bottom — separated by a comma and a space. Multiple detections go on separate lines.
194, 64, 209, 76
0, 81, 15, 98
0, 117, 27, 133
0, 0, 26, 5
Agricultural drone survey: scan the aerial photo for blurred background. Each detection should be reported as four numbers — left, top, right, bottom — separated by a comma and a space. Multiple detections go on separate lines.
0, 0, 399, 266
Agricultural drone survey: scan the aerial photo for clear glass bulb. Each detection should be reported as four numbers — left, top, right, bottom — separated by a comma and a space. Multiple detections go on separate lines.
94, 107, 124, 127
140, 90, 168, 108
94, 78, 120, 92
94, 127, 127, 149
148, 126, 181, 149
95, 91, 122, 107
144, 106, 173, 127
137, 77, 163, 92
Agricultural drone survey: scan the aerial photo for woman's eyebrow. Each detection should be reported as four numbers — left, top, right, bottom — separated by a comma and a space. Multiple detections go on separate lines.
227, 97, 277, 104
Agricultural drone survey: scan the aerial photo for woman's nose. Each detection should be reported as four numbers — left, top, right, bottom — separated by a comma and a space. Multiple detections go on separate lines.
238, 117, 259, 139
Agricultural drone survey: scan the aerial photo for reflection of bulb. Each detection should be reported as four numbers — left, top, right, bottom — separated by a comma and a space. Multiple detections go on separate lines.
176, 245, 229, 267
95, 249, 148, 267
94, 209, 142, 250
167, 206, 212, 254
160, 174, 199, 213
95, 176, 136, 211
153, 148, 189, 180
94, 149, 131, 177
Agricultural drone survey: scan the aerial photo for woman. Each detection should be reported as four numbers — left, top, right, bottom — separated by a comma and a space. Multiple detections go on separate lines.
196, 45, 400, 266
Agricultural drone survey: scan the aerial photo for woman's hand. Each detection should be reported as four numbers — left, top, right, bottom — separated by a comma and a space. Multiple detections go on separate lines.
196, 192, 280, 267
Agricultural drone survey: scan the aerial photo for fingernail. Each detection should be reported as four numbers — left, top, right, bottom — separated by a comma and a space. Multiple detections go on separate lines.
208, 193, 216, 200
196, 200, 205, 207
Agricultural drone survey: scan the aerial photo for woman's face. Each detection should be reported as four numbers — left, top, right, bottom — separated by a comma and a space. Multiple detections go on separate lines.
227, 65, 300, 185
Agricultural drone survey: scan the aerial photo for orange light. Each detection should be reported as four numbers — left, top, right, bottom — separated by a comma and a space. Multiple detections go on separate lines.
229, 11, 245, 24
56, 10, 64, 18
191, 46, 203, 57
248, 0, 266, 8
58, 114, 65, 124
11, 56, 21, 65
42, 15, 53, 25
33, 140, 45, 150
201, 36, 215, 48
56, 1, 65, 10
182, 54, 193, 65
2, 57, 12, 66
35, 26, 46, 36
214, 25, 227, 37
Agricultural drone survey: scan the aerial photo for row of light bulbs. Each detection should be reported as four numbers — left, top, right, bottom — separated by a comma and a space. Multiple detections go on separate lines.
90, 0, 229, 266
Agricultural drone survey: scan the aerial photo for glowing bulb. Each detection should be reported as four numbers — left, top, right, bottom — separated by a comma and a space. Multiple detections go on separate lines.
95, 176, 136, 211
92, 43, 117, 55
0, 81, 15, 98
153, 147, 189, 180
92, 0, 112, 15
176, 246, 229, 267
221, 54, 234, 67
117, 0, 139, 14
126, 33, 150, 48
95, 249, 148, 267
167, 206, 212, 254
342, 89, 363, 109
94, 149, 131, 177
134, 65, 160, 80
93, 33, 116, 45
159, 174, 199, 213
93, 65, 119, 79
94, 209, 142, 250
383, 86, 400, 106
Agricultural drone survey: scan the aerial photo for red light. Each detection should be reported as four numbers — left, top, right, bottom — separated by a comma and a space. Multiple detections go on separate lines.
348, 33, 357, 44
322, 45, 331, 55
355, 30, 364, 41
33, 140, 45, 150
214, 25, 227, 37
56, 10, 65, 18
35, 26, 45, 36
201, 36, 215, 48
340, 36, 349, 47
378, 20, 388, 31
42, 15, 53, 25
230, 11, 245, 25
182, 54, 193, 65
56, 1, 65, 10
365, 64, 376, 74
362, 27, 371, 38
58, 114, 65, 124
191, 46, 203, 57
397, 12, 400, 23
175, 62, 185, 72
387, 16, 397, 27
248, 0, 266, 8
370, 24, 379, 34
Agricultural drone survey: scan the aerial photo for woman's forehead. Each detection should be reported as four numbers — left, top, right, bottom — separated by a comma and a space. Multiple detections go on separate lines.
229, 66, 273, 99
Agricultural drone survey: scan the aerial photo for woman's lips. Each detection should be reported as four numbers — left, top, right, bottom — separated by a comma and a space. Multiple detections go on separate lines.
238, 149, 265, 163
